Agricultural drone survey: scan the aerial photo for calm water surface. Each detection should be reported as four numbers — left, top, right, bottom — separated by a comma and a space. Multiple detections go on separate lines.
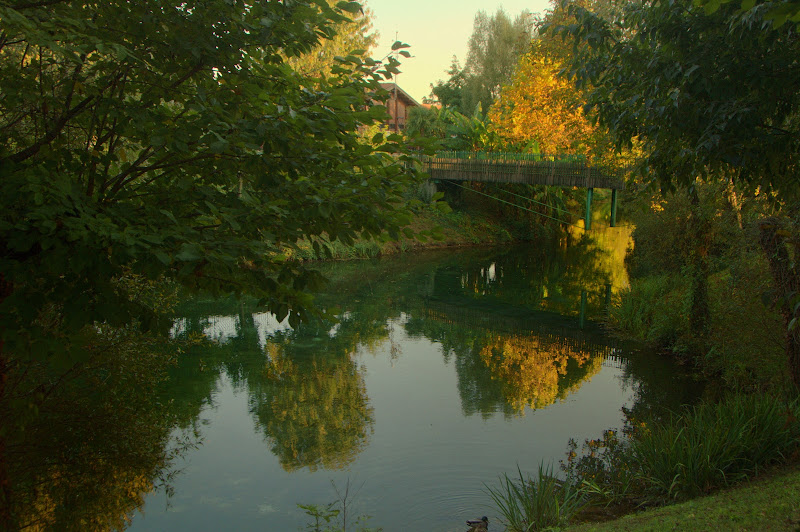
125, 231, 699, 531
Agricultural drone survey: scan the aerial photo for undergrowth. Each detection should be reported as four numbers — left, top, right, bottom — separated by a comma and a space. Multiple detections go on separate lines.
487, 394, 800, 528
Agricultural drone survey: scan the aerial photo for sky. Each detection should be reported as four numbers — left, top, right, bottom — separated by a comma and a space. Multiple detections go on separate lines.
364, 0, 553, 103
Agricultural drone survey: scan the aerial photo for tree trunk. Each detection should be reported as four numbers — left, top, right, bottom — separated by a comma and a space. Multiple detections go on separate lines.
687, 187, 711, 347
758, 218, 800, 389
0, 276, 12, 530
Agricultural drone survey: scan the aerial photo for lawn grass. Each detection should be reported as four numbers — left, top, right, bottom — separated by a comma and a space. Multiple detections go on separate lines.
567, 462, 800, 531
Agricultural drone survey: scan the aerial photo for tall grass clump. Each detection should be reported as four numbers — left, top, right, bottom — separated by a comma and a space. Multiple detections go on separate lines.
485, 463, 586, 531
632, 394, 800, 501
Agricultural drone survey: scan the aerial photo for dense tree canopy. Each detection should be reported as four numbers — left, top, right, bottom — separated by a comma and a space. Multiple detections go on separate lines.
430, 57, 467, 112
286, 0, 378, 77
550, 0, 800, 198
697, 0, 800, 28
489, 41, 595, 154
0, 0, 422, 364
549, 0, 800, 385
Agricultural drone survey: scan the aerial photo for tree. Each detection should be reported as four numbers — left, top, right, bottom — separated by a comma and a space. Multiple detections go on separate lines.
430, 9, 534, 116
405, 105, 503, 151
0, 0, 421, 359
488, 41, 595, 154
430, 56, 467, 112
286, 0, 378, 77
696, 0, 800, 28
550, 0, 800, 385
0, 0, 421, 523
463, 8, 536, 116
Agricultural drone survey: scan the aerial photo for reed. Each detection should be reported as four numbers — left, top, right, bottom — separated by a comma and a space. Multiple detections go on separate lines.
485, 463, 586, 531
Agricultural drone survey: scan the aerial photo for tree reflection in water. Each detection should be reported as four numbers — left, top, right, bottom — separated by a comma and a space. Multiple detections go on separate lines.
7, 229, 702, 529
3, 326, 192, 530
480, 333, 604, 412
250, 340, 374, 472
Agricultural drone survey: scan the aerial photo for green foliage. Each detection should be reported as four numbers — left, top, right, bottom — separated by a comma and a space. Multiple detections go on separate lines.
567, 463, 800, 532
286, 0, 377, 77
694, 0, 800, 29
485, 463, 586, 531
550, 0, 800, 202
562, 429, 638, 507
0, 0, 427, 366
632, 394, 800, 501
609, 182, 789, 387
551, 0, 800, 387
623, 185, 745, 280
404, 106, 503, 151
430, 57, 467, 111
705, 268, 785, 390
299, 503, 340, 532
608, 275, 690, 352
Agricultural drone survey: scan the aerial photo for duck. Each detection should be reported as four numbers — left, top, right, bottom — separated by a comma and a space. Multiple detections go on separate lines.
466, 516, 488, 531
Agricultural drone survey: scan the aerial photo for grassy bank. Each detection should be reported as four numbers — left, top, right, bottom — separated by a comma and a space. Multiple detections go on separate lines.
567, 462, 800, 531
486, 393, 800, 531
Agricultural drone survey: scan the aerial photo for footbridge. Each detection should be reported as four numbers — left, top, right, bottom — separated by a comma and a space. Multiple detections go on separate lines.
420, 151, 626, 228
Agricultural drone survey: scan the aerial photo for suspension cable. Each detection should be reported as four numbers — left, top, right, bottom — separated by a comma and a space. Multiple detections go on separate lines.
444, 181, 585, 229
491, 185, 573, 216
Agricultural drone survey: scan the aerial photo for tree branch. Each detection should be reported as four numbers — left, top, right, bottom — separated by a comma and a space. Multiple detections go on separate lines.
3, 94, 95, 164
10, 0, 72, 9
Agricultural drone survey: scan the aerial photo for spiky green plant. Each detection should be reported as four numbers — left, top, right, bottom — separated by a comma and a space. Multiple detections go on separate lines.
485, 463, 586, 531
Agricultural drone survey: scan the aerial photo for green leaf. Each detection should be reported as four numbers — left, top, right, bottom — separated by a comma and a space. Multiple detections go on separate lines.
176, 244, 203, 262
336, 1, 363, 14
154, 251, 171, 265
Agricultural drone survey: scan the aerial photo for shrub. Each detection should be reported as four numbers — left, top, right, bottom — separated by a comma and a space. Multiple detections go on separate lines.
705, 250, 786, 390
561, 394, 800, 515
632, 394, 800, 501
607, 274, 690, 351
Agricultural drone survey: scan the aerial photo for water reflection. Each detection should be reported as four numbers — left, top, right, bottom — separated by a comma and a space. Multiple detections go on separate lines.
3, 328, 191, 531
7, 228, 701, 530
160, 227, 678, 464
251, 339, 374, 472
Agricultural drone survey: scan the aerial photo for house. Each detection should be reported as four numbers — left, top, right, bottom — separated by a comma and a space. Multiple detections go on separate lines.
379, 82, 420, 132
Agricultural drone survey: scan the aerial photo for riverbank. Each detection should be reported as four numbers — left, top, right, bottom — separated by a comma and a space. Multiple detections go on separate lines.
287, 207, 517, 261
567, 461, 800, 531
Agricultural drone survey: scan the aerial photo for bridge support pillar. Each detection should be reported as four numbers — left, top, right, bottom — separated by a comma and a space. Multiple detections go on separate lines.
610, 189, 618, 227
585, 188, 594, 230
579, 290, 587, 330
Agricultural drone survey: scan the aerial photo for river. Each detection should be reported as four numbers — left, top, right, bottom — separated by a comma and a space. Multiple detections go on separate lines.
7, 229, 701, 531
125, 229, 699, 531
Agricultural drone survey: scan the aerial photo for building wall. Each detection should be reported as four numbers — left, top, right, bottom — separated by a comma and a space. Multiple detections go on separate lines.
380, 83, 420, 131
385, 95, 410, 130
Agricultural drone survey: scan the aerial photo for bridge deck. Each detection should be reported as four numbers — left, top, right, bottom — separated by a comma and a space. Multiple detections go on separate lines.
421, 153, 624, 190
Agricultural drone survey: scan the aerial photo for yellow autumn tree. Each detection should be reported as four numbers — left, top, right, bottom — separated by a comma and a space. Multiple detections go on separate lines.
489, 40, 595, 155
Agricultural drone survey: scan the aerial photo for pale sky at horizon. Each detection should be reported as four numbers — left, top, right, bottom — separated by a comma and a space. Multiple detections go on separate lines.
365, 0, 554, 103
